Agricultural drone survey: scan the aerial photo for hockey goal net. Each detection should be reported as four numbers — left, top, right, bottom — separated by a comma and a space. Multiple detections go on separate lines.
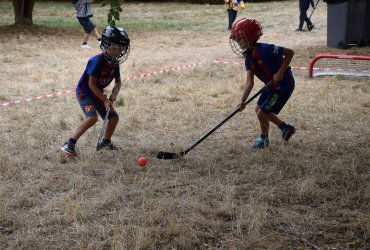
309, 54, 370, 78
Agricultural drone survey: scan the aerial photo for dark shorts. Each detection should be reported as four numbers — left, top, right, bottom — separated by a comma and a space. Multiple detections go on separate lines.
77, 16, 96, 34
257, 88, 294, 114
77, 95, 118, 119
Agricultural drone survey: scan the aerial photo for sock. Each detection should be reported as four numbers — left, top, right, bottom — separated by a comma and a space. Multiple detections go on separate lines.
68, 138, 77, 145
278, 122, 287, 130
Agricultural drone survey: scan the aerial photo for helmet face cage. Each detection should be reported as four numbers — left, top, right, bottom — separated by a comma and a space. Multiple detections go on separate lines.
100, 27, 130, 66
229, 32, 250, 58
229, 18, 263, 57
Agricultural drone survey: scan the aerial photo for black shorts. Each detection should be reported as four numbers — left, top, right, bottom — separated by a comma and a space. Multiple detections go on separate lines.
77, 16, 96, 34
257, 88, 294, 115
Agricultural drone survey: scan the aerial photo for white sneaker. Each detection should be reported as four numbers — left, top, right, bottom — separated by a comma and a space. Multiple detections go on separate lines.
81, 44, 91, 49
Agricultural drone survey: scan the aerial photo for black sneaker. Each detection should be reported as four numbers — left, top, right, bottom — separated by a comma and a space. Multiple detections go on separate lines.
308, 24, 314, 31
295, 28, 303, 32
96, 140, 120, 151
61, 142, 77, 157
281, 124, 296, 142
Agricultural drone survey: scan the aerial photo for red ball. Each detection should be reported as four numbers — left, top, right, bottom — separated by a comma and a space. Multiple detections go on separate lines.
137, 156, 148, 167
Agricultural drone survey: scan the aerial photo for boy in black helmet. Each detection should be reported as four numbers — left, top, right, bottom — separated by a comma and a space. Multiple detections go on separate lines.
61, 27, 130, 157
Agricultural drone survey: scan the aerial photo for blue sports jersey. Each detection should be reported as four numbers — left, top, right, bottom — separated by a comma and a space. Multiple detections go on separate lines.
76, 53, 120, 100
245, 43, 295, 91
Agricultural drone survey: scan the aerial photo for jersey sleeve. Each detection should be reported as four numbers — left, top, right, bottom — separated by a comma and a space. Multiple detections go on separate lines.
265, 44, 284, 58
245, 58, 251, 71
86, 57, 101, 78
113, 66, 120, 79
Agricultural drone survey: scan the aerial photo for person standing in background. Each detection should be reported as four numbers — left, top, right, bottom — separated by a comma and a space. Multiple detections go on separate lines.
225, 0, 245, 31
72, 0, 102, 49
296, 0, 316, 31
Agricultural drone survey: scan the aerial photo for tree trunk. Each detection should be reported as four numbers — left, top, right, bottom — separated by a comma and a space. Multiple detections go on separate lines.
12, 0, 36, 25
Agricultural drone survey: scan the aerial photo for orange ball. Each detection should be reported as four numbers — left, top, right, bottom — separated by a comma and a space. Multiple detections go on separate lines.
137, 156, 148, 168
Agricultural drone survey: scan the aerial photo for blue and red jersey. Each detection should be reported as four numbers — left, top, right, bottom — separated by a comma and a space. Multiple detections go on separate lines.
76, 53, 120, 100
245, 43, 295, 91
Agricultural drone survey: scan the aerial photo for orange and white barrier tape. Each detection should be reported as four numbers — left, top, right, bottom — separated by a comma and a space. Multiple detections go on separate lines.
0, 60, 309, 108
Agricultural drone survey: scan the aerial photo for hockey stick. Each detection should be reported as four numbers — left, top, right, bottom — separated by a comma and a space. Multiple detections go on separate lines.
96, 107, 110, 151
157, 81, 273, 160
309, 0, 320, 20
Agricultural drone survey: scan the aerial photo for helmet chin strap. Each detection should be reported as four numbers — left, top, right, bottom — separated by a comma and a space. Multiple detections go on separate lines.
102, 51, 119, 66
241, 46, 255, 58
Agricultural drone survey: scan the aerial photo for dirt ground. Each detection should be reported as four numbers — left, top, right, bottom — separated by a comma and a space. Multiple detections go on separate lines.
0, 1, 370, 249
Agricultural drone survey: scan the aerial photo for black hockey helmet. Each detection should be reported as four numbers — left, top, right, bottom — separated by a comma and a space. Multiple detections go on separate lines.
100, 27, 130, 66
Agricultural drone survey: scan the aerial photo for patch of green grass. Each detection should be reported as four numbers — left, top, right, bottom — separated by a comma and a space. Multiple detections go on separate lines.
1, 1, 224, 31
125, 21, 195, 30
33, 18, 80, 29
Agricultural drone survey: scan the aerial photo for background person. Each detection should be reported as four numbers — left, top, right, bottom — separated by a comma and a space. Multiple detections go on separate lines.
296, 0, 316, 31
72, 0, 102, 49
229, 18, 296, 149
225, 0, 245, 30
61, 27, 130, 157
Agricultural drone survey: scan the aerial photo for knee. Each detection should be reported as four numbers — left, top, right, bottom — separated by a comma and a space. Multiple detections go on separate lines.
256, 109, 267, 120
87, 116, 98, 125
109, 115, 119, 124
255, 106, 260, 114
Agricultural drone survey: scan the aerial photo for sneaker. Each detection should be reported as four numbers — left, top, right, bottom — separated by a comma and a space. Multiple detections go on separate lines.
61, 142, 77, 157
281, 124, 296, 141
295, 28, 303, 32
308, 24, 314, 31
96, 140, 120, 151
251, 136, 269, 149
81, 44, 91, 49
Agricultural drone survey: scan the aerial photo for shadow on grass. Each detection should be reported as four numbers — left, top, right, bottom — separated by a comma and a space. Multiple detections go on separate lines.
0, 24, 80, 37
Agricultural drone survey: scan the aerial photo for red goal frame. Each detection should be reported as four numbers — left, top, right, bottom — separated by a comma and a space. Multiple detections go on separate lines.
309, 54, 370, 78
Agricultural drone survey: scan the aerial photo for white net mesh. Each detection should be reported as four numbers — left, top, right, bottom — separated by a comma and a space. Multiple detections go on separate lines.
311, 55, 370, 78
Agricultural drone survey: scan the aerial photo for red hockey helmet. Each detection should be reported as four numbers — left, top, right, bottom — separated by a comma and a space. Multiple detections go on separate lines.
229, 18, 263, 57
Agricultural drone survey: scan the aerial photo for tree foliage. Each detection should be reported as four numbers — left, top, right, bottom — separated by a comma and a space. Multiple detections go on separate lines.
101, 0, 124, 28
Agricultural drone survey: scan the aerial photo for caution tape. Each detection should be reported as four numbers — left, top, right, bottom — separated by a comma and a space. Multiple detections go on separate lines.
0, 60, 309, 108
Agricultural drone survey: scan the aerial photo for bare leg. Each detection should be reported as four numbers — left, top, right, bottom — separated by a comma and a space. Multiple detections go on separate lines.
103, 116, 119, 140
255, 105, 284, 135
82, 32, 89, 43
255, 106, 269, 135
265, 112, 283, 127
71, 116, 98, 141
90, 28, 101, 40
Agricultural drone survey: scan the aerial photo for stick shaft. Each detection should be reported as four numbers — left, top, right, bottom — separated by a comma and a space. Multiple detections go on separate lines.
309, 0, 320, 19
182, 81, 273, 156
98, 107, 110, 144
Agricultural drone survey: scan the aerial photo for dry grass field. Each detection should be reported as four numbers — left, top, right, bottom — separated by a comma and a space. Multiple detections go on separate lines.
0, 0, 370, 249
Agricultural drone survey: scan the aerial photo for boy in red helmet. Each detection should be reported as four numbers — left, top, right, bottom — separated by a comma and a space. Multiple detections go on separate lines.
230, 18, 296, 149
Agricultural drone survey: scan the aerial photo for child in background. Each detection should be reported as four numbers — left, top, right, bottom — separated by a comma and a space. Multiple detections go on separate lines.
61, 27, 130, 157
296, 0, 316, 31
225, 0, 245, 30
72, 0, 102, 49
229, 18, 296, 149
